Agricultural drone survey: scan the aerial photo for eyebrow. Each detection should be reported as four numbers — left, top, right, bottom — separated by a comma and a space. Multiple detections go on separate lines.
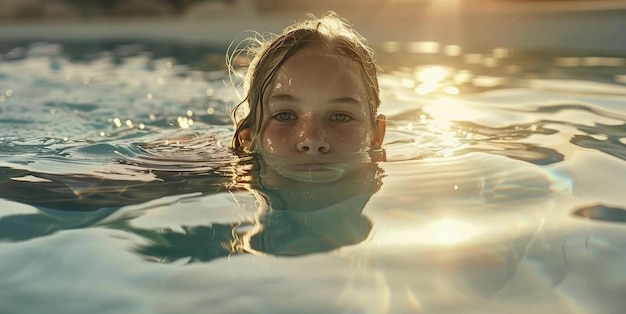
269, 94, 362, 106
269, 94, 299, 103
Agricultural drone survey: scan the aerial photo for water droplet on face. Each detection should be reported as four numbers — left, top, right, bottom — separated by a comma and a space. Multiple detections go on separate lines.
264, 138, 275, 153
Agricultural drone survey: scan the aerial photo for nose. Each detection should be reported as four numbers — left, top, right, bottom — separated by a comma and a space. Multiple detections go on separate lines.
298, 138, 330, 154
296, 120, 330, 155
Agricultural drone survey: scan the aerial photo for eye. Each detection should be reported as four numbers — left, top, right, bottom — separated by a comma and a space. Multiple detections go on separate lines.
330, 113, 354, 122
272, 112, 297, 122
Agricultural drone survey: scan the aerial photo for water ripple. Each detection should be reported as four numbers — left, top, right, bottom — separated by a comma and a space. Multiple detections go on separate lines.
573, 204, 626, 223
572, 123, 626, 161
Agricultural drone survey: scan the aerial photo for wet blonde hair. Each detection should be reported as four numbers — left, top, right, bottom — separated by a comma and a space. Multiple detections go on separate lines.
229, 12, 380, 151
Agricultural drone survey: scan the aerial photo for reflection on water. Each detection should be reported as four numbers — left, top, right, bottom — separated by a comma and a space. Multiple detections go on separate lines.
378, 40, 626, 91
128, 159, 383, 261
0, 145, 383, 261
573, 204, 626, 223
572, 122, 626, 161
1, 40, 626, 313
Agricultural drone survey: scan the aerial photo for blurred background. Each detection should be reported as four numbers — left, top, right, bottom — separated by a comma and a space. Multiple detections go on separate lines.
1, 0, 625, 85
1, 0, 625, 54
0, 0, 625, 20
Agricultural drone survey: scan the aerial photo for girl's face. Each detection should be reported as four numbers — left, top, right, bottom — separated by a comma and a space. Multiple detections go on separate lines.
246, 48, 384, 166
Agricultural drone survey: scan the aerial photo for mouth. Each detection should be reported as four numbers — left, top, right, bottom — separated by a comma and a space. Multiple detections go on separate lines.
277, 163, 347, 183
292, 164, 334, 172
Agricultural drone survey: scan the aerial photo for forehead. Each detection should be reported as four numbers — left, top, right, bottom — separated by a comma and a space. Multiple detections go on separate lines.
271, 49, 365, 93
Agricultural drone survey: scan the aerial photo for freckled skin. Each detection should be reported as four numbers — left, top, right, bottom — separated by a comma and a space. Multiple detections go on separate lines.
258, 49, 374, 162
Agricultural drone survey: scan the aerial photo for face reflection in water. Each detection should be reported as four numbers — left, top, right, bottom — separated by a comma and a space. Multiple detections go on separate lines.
256, 157, 383, 212
242, 158, 384, 256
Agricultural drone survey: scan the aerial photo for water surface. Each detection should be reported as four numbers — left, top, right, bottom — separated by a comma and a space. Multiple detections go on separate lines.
1, 40, 626, 313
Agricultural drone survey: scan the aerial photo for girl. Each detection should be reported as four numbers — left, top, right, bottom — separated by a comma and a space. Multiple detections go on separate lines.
230, 12, 386, 163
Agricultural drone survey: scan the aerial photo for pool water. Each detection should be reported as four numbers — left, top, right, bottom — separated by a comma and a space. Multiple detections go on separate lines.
1, 40, 626, 313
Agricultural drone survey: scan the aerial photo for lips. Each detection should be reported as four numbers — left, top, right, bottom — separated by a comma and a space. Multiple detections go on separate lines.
277, 163, 347, 183
292, 164, 332, 172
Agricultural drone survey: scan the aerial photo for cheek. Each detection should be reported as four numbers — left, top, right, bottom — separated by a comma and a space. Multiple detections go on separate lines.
260, 127, 290, 153
330, 125, 372, 151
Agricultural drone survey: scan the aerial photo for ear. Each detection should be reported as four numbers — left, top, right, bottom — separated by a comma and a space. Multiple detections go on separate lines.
237, 128, 253, 151
371, 114, 386, 148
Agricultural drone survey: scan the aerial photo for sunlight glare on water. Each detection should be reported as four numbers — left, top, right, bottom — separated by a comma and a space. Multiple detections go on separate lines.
375, 218, 480, 246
